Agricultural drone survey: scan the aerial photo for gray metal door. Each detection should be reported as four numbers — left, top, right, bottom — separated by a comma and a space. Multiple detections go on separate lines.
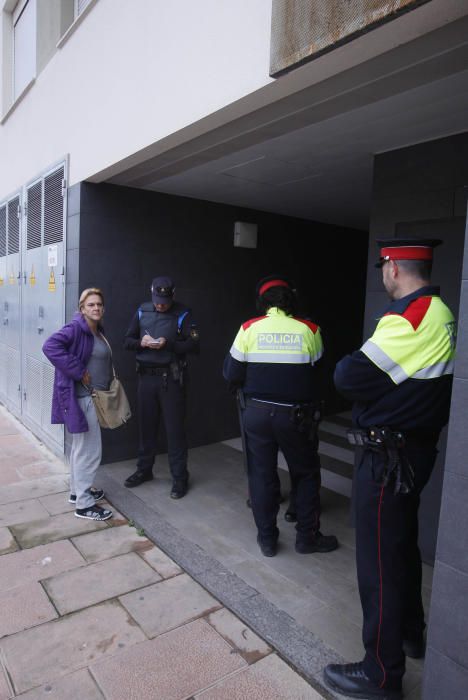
0, 195, 22, 413
22, 164, 66, 451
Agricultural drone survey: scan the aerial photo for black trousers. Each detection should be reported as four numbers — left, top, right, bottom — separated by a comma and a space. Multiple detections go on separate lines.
243, 403, 321, 543
136, 373, 188, 481
356, 440, 437, 689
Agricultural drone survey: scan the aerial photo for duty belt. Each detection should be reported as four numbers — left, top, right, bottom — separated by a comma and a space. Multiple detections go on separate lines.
347, 427, 415, 495
245, 398, 294, 413
245, 397, 322, 438
137, 366, 169, 376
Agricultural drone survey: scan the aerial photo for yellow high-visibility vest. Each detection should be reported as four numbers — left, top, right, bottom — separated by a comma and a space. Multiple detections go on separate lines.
230, 307, 323, 365
361, 296, 456, 384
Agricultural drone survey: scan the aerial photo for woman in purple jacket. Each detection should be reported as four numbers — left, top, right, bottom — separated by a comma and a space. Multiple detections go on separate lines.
43, 288, 113, 521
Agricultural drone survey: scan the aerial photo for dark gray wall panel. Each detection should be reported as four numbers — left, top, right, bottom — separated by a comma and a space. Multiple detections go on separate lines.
428, 563, 468, 668
77, 183, 368, 464
435, 471, 468, 575
455, 281, 468, 380
423, 647, 468, 700
443, 378, 468, 479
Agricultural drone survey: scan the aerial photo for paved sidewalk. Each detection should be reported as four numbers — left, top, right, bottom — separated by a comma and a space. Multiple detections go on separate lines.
0, 405, 325, 700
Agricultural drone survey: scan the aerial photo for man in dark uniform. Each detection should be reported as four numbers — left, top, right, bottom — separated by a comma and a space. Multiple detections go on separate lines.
324, 240, 456, 699
123, 276, 199, 498
223, 275, 338, 557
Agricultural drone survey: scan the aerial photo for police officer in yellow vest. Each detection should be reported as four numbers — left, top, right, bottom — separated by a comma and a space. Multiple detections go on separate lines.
223, 275, 338, 558
324, 240, 456, 700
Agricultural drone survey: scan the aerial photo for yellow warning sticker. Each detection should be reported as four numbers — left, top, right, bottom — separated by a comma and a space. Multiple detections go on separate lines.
0, 277, 3, 286
30, 265, 36, 286
48, 269, 56, 292
9, 271, 15, 285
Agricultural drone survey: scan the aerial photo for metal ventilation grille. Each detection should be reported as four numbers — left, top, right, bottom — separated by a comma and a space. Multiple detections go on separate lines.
0, 344, 6, 397
76, 0, 93, 16
6, 346, 20, 407
7, 198, 20, 254
25, 355, 43, 426
0, 205, 6, 257
42, 362, 63, 443
27, 182, 42, 250
44, 168, 64, 245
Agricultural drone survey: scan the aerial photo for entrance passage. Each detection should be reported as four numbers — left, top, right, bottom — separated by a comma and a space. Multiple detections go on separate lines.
104, 412, 430, 699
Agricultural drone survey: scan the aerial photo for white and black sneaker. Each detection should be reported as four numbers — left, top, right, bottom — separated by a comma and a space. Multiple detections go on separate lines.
75, 505, 113, 521
69, 487, 105, 504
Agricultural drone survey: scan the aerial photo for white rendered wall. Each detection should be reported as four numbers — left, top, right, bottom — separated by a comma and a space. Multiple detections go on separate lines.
0, 0, 274, 195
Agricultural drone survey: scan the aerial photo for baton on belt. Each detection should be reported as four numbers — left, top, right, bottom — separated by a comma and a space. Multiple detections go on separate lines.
236, 388, 249, 476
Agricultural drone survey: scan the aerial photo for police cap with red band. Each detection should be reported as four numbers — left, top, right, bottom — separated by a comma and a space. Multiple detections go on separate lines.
256, 275, 295, 297
375, 238, 442, 268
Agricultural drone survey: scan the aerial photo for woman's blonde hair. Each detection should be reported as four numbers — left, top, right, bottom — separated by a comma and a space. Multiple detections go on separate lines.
78, 288, 104, 311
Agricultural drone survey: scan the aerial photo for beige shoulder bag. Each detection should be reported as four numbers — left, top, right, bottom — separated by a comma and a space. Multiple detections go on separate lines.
91, 334, 132, 429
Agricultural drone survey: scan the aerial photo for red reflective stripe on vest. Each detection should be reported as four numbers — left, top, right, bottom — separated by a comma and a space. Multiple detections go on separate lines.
242, 315, 266, 331
294, 317, 319, 334
385, 296, 432, 331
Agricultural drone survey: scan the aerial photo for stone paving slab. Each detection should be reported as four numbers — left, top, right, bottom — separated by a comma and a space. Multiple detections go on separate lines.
0, 527, 17, 555
0, 540, 85, 593
0, 582, 58, 638
0, 477, 69, 506
0, 600, 146, 694
0, 466, 23, 487
0, 500, 50, 529
90, 618, 246, 700
43, 552, 161, 614
0, 435, 48, 465
195, 652, 323, 699
16, 461, 69, 480
0, 669, 12, 700
0, 417, 19, 436
37, 492, 74, 516
72, 524, 155, 563
10, 511, 109, 549
206, 608, 271, 664
119, 572, 222, 638
140, 543, 183, 578
15, 669, 104, 699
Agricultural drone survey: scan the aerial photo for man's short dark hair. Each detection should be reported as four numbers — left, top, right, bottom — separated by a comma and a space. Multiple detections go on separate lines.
257, 286, 297, 316
396, 259, 432, 281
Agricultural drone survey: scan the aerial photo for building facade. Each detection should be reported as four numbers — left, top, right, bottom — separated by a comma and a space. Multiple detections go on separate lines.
1, 1, 467, 696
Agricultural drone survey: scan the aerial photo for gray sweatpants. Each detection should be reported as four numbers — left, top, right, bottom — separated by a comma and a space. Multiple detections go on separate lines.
69, 396, 102, 510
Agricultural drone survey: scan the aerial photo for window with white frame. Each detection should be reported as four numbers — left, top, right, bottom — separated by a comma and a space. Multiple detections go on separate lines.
13, 0, 36, 100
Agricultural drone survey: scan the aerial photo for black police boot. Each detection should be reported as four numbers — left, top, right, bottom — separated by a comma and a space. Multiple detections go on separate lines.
124, 470, 154, 488
324, 662, 402, 699
284, 508, 297, 523
256, 535, 278, 558
295, 531, 338, 554
170, 478, 189, 499
403, 635, 426, 659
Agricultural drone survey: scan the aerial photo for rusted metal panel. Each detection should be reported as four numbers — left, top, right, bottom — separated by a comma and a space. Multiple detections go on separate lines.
270, 0, 432, 76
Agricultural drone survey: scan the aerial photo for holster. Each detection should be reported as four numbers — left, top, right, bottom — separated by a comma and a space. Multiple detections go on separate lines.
170, 360, 186, 387
290, 402, 322, 440
348, 426, 415, 495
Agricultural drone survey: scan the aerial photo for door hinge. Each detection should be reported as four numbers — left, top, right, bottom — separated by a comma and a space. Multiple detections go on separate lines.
61, 178, 67, 197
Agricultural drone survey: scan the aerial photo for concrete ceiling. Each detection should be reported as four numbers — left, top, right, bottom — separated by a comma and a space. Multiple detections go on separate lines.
140, 71, 468, 230
104, 14, 468, 231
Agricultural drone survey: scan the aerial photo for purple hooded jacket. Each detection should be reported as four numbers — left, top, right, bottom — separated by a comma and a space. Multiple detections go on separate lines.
42, 312, 105, 434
